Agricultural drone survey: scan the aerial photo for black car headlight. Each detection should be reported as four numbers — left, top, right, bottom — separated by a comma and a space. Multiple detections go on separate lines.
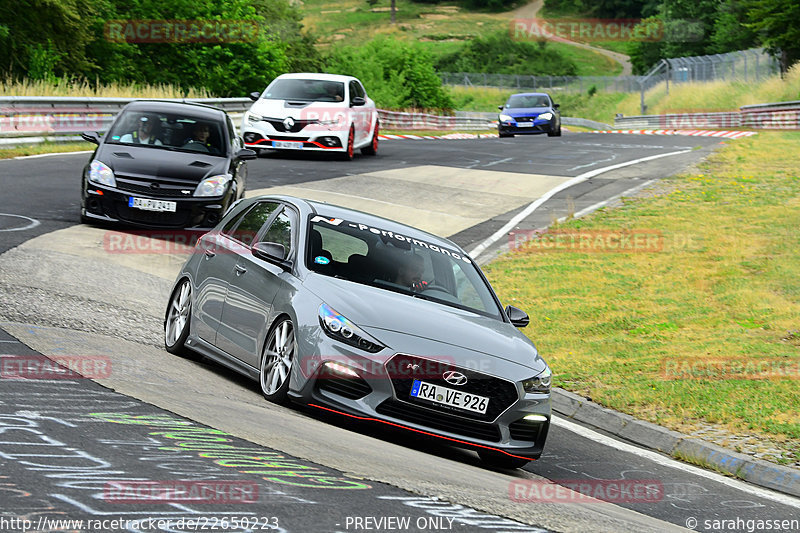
318, 303, 385, 353
88, 160, 116, 187
523, 367, 551, 394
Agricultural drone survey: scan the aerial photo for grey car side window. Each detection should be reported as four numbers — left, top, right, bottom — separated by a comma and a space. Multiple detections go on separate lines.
226, 201, 280, 246
261, 207, 296, 257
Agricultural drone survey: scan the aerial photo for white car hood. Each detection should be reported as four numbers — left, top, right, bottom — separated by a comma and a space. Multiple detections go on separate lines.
248, 99, 348, 120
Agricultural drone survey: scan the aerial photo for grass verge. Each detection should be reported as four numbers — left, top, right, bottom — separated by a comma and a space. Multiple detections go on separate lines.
483, 131, 800, 461
0, 142, 95, 159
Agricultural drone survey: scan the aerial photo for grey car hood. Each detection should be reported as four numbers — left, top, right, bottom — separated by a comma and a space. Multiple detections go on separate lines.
302, 273, 543, 370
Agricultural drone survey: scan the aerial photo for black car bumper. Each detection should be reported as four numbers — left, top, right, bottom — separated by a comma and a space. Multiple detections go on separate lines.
82, 186, 230, 229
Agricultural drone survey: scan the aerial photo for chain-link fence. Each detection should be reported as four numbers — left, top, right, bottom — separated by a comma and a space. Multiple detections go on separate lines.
440, 48, 780, 97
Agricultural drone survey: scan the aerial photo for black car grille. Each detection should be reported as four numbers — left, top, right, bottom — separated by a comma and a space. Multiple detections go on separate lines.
264, 118, 316, 133
385, 354, 519, 422
116, 177, 197, 198
115, 203, 192, 227
509, 418, 548, 443
516, 116, 537, 122
376, 399, 502, 442
316, 368, 372, 400
266, 135, 310, 142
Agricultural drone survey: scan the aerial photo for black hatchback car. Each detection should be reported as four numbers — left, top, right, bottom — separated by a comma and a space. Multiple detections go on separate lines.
80, 100, 256, 228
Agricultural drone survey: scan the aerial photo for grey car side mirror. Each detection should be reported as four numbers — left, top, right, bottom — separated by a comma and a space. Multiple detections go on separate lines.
252, 242, 291, 270
505, 305, 530, 328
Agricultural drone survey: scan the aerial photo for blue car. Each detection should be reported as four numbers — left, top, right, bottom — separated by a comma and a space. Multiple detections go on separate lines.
498, 92, 561, 138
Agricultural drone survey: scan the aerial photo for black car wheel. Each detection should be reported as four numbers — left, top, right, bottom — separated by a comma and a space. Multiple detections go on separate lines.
361, 120, 379, 155
260, 318, 296, 403
547, 125, 562, 137
478, 449, 531, 469
165, 279, 192, 355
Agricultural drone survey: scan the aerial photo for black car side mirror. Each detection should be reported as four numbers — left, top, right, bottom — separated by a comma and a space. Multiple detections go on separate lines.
235, 148, 257, 160
249, 91, 261, 101
505, 305, 530, 328
252, 242, 292, 270
81, 131, 101, 145
351, 96, 366, 107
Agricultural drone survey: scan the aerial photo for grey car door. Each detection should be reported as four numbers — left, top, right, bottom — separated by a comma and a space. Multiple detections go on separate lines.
215, 204, 297, 369
192, 205, 260, 343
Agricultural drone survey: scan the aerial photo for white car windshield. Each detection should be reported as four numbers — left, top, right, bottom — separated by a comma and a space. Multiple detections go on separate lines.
262, 79, 345, 102
306, 217, 503, 319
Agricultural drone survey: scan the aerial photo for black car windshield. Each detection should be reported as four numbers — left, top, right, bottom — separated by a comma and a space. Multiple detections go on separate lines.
306, 217, 503, 319
507, 95, 550, 108
106, 109, 226, 156
262, 79, 345, 102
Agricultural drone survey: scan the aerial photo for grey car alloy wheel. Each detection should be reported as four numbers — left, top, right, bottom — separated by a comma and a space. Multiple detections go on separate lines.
165, 279, 191, 354
260, 318, 296, 403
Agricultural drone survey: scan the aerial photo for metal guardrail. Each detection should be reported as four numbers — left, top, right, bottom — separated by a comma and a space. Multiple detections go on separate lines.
614, 101, 800, 130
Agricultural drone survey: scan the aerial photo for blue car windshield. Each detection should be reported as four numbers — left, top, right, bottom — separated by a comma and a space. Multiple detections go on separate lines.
507, 95, 550, 108
307, 218, 503, 319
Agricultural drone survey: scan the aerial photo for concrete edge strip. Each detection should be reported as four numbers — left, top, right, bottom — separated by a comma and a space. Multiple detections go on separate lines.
467, 149, 692, 259
552, 388, 800, 500
590, 129, 758, 137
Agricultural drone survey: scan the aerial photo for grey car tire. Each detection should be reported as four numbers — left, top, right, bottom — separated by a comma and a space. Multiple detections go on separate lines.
165, 279, 192, 355
260, 318, 297, 404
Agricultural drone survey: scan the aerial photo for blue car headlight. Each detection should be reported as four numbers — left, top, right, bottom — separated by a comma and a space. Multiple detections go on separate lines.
499, 114, 513, 123
88, 160, 116, 187
318, 303, 385, 353
538, 112, 553, 121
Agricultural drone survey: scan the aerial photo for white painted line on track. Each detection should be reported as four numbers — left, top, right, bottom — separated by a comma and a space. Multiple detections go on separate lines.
0, 213, 41, 232
552, 416, 800, 509
468, 149, 692, 259
554, 179, 658, 224
1, 150, 93, 161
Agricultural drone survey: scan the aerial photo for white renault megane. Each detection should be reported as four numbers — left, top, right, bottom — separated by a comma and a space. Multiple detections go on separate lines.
241, 73, 380, 160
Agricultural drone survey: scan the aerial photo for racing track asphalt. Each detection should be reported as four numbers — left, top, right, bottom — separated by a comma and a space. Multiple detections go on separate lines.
2, 132, 797, 532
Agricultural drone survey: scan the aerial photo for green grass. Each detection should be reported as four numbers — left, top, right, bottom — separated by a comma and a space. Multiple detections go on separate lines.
303, 0, 624, 76
483, 131, 800, 457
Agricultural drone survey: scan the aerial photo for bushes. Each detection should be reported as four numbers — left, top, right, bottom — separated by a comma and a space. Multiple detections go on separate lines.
325, 38, 454, 111
436, 32, 578, 76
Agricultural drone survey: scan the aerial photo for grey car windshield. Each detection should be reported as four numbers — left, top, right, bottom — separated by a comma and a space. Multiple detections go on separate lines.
262, 79, 345, 102
307, 218, 503, 319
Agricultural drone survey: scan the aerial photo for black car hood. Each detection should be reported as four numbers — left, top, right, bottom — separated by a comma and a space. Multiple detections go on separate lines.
98, 144, 227, 182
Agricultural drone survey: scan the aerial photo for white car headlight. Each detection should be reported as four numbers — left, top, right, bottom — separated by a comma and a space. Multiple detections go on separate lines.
499, 114, 513, 122
522, 367, 551, 394
318, 303, 385, 353
538, 112, 553, 121
88, 160, 116, 187
194, 175, 231, 197
246, 112, 263, 125
316, 113, 346, 127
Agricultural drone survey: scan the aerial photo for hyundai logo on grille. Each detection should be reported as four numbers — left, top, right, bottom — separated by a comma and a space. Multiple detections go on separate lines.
283, 117, 295, 129
443, 371, 467, 386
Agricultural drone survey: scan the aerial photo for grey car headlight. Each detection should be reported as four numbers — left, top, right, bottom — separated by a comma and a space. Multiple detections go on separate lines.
523, 367, 551, 394
194, 175, 231, 197
318, 303, 385, 353
88, 160, 116, 187
538, 112, 553, 121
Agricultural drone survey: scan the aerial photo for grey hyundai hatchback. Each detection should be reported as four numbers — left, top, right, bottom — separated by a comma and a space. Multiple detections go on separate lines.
165, 195, 551, 468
